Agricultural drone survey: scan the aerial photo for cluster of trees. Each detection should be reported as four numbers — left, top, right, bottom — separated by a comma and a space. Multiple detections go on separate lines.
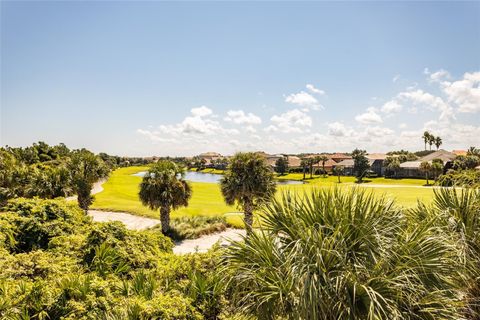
139, 152, 277, 233
1, 142, 111, 211
299, 155, 330, 179
439, 147, 480, 187
422, 131, 443, 150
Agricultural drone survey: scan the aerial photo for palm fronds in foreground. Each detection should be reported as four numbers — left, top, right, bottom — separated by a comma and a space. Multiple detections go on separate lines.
225, 187, 466, 320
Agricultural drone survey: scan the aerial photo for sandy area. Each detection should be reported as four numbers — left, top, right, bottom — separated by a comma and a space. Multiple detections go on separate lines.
66, 179, 107, 201
88, 210, 246, 254
88, 210, 160, 230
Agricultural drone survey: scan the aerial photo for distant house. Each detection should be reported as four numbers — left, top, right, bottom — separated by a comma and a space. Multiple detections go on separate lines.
198, 152, 225, 169
452, 150, 467, 156
330, 153, 352, 163
398, 149, 456, 178
334, 153, 387, 176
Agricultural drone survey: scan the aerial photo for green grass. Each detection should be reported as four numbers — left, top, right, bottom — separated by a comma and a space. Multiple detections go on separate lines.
92, 166, 435, 229
92, 166, 244, 227
276, 173, 427, 186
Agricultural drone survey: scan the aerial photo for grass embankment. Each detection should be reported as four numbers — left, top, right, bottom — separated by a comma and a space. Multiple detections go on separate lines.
92, 166, 435, 229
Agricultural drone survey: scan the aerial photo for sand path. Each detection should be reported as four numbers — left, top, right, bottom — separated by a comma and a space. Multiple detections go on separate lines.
87, 210, 245, 254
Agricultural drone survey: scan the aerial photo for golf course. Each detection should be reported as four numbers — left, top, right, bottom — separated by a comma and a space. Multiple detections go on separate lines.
91, 166, 436, 227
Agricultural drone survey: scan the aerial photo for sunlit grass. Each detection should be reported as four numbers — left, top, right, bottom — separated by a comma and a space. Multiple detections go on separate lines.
92, 166, 435, 229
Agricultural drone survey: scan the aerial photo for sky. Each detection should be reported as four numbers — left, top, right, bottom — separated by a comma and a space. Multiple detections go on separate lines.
1, 1, 479, 157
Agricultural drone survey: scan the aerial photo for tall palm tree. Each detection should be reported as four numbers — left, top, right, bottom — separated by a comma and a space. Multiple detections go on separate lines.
428, 135, 435, 150
419, 161, 432, 185
422, 131, 431, 151
300, 158, 308, 180
225, 188, 462, 319
139, 160, 192, 234
434, 136, 443, 150
220, 152, 276, 231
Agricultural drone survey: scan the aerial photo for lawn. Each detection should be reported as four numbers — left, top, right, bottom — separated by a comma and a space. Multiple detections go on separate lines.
92, 166, 435, 228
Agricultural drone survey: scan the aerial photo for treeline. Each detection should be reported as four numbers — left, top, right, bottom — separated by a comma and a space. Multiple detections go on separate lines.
0, 142, 155, 210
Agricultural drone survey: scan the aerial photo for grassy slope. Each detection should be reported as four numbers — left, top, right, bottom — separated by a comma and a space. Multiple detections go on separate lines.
92, 166, 434, 228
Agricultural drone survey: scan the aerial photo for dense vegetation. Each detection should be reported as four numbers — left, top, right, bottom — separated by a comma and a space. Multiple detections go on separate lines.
0, 198, 231, 319
2, 187, 480, 319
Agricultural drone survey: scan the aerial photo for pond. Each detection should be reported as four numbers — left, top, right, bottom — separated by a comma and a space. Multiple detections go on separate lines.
133, 171, 304, 185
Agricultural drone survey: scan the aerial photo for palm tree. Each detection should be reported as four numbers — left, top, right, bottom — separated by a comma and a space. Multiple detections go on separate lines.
225, 188, 462, 319
332, 166, 344, 183
68, 150, 109, 212
139, 160, 192, 234
428, 134, 435, 150
467, 146, 480, 156
422, 131, 431, 151
318, 155, 329, 177
220, 152, 276, 231
419, 161, 432, 185
300, 158, 308, 180
386, 157, 401, 178
434, 136, 442, 150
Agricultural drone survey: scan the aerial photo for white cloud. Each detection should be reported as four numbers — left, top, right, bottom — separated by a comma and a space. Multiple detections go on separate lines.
392, 74, 401, 83
245, 125, 257, 133
355, 107, 383, 124
224, 110, 262, 125
306, 84, 325, 95
441, 71, 480, 113
381, 100, 403, 114
398, 123, 407, 129
263, 125, 278, 133
365, 126, 394, 137
270, 109, 312, 133
429, 69, 450, 83
327, 122, 352, 137
398, 89, 454, 121
190, 105, 213, 117
285, 91, 322, 110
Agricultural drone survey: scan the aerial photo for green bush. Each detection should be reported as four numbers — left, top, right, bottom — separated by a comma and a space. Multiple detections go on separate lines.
0, 197, 227, 319
151, 216, 229, 241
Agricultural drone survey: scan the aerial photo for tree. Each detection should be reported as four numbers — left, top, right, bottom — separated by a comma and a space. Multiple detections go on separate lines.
422, 131, 431, 151
332, 166, 344, 183
420, 161, 432, 185
318, 155, 329, 177
139, 161, 192, 234
431, 158, 444, 181
467, 146, 480, 157
68, 150, 109, 212
220, 152, 276, 231
386, 157, 401, 178
274, 157, 288, 175
428, 135, 435, 150
434, 136, 442, 150
351, 149, 370, 183
300, 158, 309, 180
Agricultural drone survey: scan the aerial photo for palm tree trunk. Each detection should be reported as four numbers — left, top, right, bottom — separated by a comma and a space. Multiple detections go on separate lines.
303, 167, 306, 180
244, 200, 254, 233
160, 206, 170, 234
425, 173, 429, 186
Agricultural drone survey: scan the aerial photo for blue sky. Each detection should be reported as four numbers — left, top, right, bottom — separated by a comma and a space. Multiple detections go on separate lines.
1, 1, 479, 156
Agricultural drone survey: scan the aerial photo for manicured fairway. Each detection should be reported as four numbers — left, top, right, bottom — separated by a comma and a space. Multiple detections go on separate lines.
92, 166, 435, 228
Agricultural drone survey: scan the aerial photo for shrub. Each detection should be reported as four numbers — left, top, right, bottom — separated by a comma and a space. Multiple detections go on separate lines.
151, 216, 229, 241
225, 188, 464, 319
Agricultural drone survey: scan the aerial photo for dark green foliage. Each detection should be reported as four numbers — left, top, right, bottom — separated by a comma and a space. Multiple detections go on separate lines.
351, 149, 370, 182
0, 198, 224, 319
220, 152, 277, 230
274, 157, 288, 175
438, 169, 480, 188
139, 160, 192, 234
